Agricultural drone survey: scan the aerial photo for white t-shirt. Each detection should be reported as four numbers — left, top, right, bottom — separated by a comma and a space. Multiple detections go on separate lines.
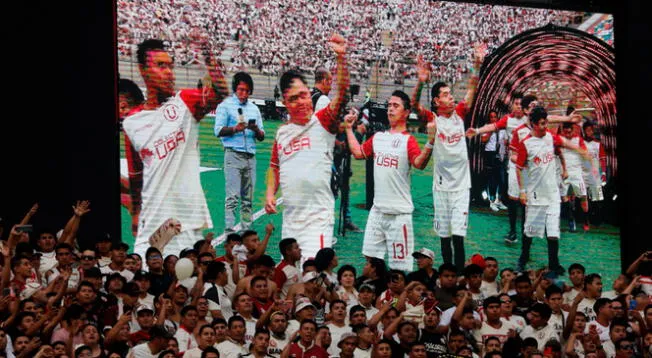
515, 131, 564, 205
270, 108, 337, 238
215, 339, 248, 358
122, 90, 213, 254
563, 287, 582, 306
37, 251, 57, 277
547, 311, 568, 340
577, 298, 597, 322
174, 326, 198, 354
100, 265, 135, 282
585, 320, 610, 342
560, 135, 586, 176
439, 306, 481, 327
474, 320, 514, 346
128, 343, 157, 358
327, 322, 352, 357
354, 347, 373, 358
520, 324, 559, 351
426, 105, 471, 192
501, 315, 526, 334
360, 131, 421, 214
268, 333, 290, 356
479, 280, 499, 298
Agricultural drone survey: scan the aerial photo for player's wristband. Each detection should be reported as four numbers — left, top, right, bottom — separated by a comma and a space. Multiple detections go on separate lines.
425, 142, 434, 149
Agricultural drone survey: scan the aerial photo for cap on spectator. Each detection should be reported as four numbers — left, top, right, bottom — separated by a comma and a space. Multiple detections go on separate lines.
412, 248, 435, 260
133, 270, 151, 281
337, 332, 359, 347
302, 271, 319, 282
149, 325, 173, 339
98, 233, 112, 242
470, 254, 486, 270
180, 248, 198, 258
295, 297, 316, 313
136, 304, 154, 315
84, 267, 102, 278
112, 242, 129, 251
359, 283, 376, 293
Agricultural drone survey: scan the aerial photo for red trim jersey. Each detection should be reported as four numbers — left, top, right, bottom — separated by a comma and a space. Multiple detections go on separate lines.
495, 114, 528, 146
584, 139, 606, 185
273, 259, 300, 299
560, 135, 587, 175
360, 131, 421, 214
270, 107, 338, 234
122, 90, 213, 246
516, 132, 564, 205
423, 102, 470, 191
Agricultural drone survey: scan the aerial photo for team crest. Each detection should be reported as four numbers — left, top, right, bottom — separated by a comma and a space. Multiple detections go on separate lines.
163, 104, 179, 121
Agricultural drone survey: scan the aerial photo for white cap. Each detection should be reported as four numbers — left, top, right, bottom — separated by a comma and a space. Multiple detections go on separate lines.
136, 304, 154, 314
302, 271, 319, 282
412, 248, 435, 260
295, 297, 316, 313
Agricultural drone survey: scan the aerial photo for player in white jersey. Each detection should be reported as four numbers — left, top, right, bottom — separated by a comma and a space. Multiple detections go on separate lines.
559, 122, 591, 232
411, 45, 485, 272
468, 95, 580, 244
582, 121, 607, 225
265, 34, 349, 263
514, 107, 589, 274
123, 39, 229, 258
344, 91, 435, 271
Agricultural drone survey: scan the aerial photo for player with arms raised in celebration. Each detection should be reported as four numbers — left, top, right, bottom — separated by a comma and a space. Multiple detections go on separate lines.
344, 91, 436, 271
265, 34, 349, 263
410, 44, 485, 273
123, 39, 228, 258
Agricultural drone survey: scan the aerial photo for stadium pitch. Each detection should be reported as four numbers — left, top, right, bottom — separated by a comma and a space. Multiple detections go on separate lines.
120, 116, 621, 286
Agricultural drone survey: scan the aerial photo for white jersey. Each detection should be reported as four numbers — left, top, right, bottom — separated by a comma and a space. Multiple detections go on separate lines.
122, 91, 213, 253
473, 320, 515, 346
361, 131, 421, 214
425, 105, 471, 192
583, 139, 604, 185
270, 108, 337, 236
496, 114, 528, 150
516, 132, 564, 205
127, 343, 157, 358
520, 324, 560, 351
560, 135, 586, 175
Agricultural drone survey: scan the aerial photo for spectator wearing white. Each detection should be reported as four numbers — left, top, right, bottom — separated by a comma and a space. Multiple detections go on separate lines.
215, 316, 248, 358
520, 303, 558, 351
127, 325, 173, 358
183, 325, 217, 358
174, 305, 199, 355
100, 242, 134, 282
202, 261, 233, 321
480, 257, 500, 298
327, 300, 353, 357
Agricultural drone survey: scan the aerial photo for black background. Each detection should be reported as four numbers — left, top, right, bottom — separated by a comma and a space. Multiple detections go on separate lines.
2, 0, 649, 269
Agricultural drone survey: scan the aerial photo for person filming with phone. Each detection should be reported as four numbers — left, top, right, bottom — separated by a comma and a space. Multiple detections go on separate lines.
215, 71, 265, 235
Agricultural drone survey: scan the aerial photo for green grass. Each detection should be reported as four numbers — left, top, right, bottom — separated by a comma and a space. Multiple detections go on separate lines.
119, 118, 621, 287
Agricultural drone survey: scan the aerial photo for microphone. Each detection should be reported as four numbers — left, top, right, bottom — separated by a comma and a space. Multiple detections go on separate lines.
237, 108, 244, 123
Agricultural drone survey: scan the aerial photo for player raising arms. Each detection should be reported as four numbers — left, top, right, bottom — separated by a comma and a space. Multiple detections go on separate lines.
515, 107, 590, 274
123, 39, 229, 258
265, 34, 349, 263
344, 91, 436, 271
410, 44, 485, 273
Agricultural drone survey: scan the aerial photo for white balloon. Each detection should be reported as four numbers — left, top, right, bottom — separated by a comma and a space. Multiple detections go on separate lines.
175, 258, 194, 281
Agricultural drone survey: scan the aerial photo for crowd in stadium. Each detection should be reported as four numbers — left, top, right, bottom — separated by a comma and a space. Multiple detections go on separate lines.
117, 0, 579, 84
0, 203, 650, 358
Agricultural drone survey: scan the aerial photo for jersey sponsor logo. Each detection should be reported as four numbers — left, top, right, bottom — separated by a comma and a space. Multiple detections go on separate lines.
374, 152, 399, 169
438, 132, 464, 145
533, 151, 555, 166
162, 104, 179, 121
154, 128, 186, 160
392, 138, 401, 148
140, 147, 154, 166
278, 137, 311, 156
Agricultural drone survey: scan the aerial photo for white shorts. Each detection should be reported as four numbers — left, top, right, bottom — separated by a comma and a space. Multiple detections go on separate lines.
524, 204, 560, 239
282, 212, 334, 263
433, 189, 469, 238
560, 172, 587, 197
508, 164, 528, 200
362, 206, 414, 272
586, 185, 604, 202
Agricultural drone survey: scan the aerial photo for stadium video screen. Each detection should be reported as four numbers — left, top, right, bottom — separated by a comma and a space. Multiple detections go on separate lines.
118, 1, 617, 282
